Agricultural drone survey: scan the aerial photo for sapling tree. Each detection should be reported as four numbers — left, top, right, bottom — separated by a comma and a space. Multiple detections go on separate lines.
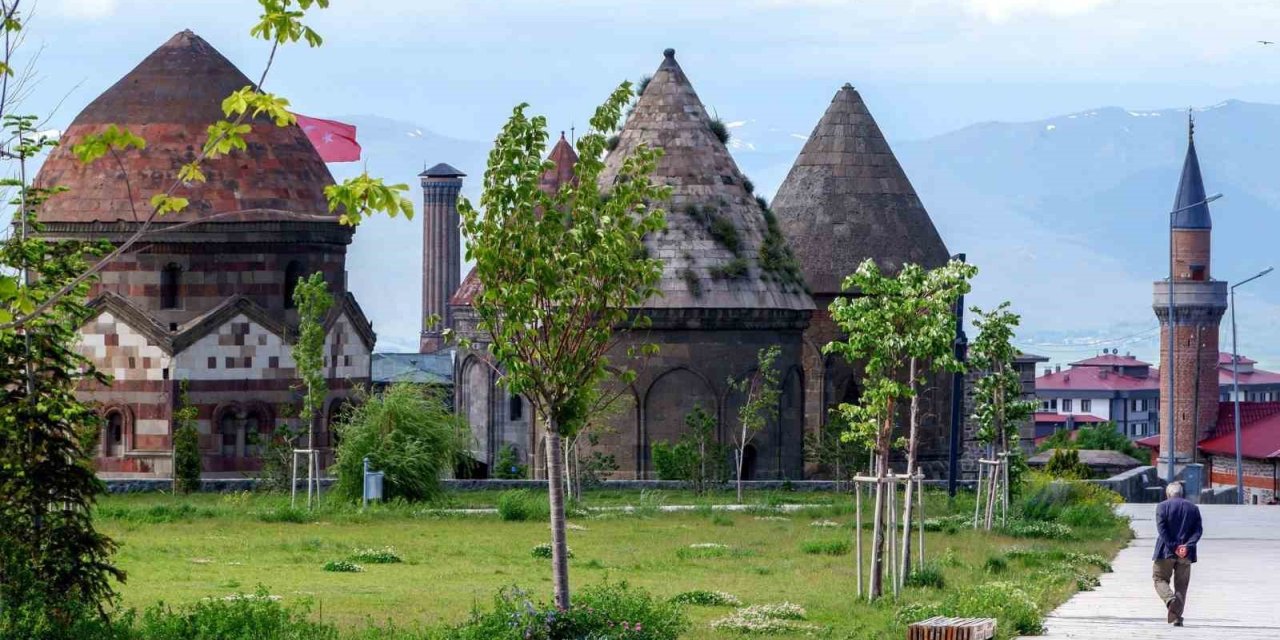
454, 84, 668, 609
728, 345, 782, 503
969, 302, 1036, 529
824, 257, 974, 599
804, 410, 864, 492
172, 381, 202, 494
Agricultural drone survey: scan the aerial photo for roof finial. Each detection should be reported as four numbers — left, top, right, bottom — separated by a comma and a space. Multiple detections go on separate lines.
663, 47, 675, 59
1188, 109, 1195, 142
570, 125, 575, 144
560, 130, 566, 140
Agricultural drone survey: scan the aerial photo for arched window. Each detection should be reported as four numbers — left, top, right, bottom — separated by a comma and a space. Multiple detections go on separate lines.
103, 410, 124, 457
508, 394, 523, 421
284, 261, 303, 309
218, 405, 272, 458
160, 263, 182, 309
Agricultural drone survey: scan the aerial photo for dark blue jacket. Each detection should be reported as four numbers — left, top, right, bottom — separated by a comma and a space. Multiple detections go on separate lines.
1153, 496, 1203, 562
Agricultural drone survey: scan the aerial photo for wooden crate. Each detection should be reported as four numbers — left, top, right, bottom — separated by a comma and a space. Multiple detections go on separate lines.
906, 616, 997, 640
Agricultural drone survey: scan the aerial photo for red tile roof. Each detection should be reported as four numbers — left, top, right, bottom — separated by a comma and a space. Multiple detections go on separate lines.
1219, 352, 1257, 366
1137, 402, 1280, 459
1070, 354, 1152, 367
450, 269, 483, 306
1036, 366, 1159, 392
35, 30, 336, 225
1217, 367, 1280, 386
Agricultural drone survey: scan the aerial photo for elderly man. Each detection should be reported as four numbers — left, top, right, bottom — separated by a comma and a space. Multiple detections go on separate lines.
1153, 482, 1203, 626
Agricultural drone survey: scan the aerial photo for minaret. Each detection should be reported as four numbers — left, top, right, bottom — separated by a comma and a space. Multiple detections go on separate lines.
1154, 117, 1226, 481
419, 162, 465, 354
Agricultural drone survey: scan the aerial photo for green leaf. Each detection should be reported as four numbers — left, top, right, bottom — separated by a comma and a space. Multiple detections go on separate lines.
71, 124, 146, 165
324, 174, 413, 226
150, 194, 190, 216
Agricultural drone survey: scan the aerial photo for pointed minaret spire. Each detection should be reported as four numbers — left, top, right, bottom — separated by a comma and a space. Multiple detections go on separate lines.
541, 131, 578, 193
1172, 114, 1211, 229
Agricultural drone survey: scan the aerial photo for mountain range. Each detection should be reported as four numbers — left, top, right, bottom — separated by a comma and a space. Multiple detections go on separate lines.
334, 101, 1280, 369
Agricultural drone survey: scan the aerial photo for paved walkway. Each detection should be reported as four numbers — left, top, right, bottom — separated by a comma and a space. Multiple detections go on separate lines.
1023, 504, 1280, 639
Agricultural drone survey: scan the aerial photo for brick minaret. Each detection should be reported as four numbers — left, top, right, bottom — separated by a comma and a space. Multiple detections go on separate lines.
419, 163, 465, 353
1153, 118, 1226, 478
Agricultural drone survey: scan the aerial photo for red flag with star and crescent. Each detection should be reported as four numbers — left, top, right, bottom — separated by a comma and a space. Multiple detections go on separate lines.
294, 113, 361, 162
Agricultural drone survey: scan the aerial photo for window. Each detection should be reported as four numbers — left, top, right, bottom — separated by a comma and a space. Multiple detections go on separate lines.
104, 411, 124, 457
1132, 398, 1148, 412
1063, 399, 1073, 412
1189, 265, 1206, 281
1081, 399, 1092, 412
284, 261, 303, 309
160, 263, 182, 309
1041, 400, 1051, 411
218, 407, 270, 458
509, 394, 523, 421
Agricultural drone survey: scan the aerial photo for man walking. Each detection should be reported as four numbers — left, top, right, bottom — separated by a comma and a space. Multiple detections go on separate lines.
1153, 482, 1203, 626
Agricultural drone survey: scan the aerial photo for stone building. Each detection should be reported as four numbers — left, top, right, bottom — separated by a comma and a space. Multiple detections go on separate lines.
450, 51, 816, 479
771, 84, 956, 477
34, 31, 374, 477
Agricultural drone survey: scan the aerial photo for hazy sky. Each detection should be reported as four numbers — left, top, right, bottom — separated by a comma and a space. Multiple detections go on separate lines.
19, 0, 1280, 363
23, 0, 1280, 142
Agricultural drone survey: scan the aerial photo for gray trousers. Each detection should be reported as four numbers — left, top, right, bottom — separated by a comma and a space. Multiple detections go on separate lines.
1153, 557, 1192, 614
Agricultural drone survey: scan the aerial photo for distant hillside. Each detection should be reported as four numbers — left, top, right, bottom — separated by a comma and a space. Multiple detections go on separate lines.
336, 103, 1280, 367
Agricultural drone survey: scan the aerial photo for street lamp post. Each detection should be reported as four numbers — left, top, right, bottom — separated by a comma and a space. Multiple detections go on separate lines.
1230, 266, 1273, 505
1165, 193, 1222, 484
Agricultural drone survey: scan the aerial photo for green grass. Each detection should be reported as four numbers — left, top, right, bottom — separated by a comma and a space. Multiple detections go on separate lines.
95, 489, 1130, 639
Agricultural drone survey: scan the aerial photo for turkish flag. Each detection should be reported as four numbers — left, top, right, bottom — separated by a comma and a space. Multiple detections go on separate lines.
294, 113, 361, 162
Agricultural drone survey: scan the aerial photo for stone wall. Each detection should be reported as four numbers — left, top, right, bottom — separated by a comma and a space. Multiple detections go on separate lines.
1209, 455, 1277, 504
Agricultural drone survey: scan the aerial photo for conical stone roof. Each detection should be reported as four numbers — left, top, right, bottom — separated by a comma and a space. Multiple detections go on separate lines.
772, 84, 949, 295
35, 30, 336, 225
601, 49, 813, 312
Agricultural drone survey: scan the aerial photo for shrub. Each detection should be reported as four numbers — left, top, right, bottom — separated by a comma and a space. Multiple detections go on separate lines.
742, 177, 755, 195
531, 542, 572, 559
711, 513, 734, 527
322, 560, 363, 573
444, 583, 686, 640
492, 444, 526, 480
1018, 475, 1122, 529
922, 514, 970, 533
173, 383, 201, 494
1076, 573, 1101, 591
983, 555, 1007, 574
710, 257, 750, 280
896, 582, 1042, 636
800, 539, 850, 556
905, 564, 946, 589
636, 75, 652, 97
332, 383, 468, 503
1044, 449, 1092, 479
707, 213, 742, 255
708, 118, 730, 145
349, 547, 402, 564
606, 134, 620, 152
135, 590, 338, 640
671, 590, 741, 607
677, 543, 751, 560
496, 489, 549, 522
650, 405, 727, 492
680, 267, 703, 298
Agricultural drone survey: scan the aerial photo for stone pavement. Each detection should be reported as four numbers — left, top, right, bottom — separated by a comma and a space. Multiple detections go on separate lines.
1022, 504, 1280, 639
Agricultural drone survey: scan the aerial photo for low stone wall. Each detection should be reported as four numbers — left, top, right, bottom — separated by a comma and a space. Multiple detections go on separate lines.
1092, 466, 1163, 503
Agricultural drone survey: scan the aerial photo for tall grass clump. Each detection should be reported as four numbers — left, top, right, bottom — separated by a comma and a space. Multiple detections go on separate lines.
332, 384, 469, 503
135, 590, 338, 640
442, 582, 686, 640
497, 490, 549, 522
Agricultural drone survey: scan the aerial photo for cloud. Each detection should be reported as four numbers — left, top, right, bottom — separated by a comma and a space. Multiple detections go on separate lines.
50, 0, 119, 19
964, 0, 1112, 22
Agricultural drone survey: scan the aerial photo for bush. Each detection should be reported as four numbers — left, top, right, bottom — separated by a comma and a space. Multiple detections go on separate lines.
983, 555, 1007, 574
800, 539, 850, 556
650, 405, 727, 493
255, 507, 310, 524
1044, 449, 1092, 479
322, 560, 363, 573
172, 385, 201, 494
349, 547, 402, 564
922, 514, 970, 533
670, 590, 741, 607
135, 590, 339, 640
530, 542, 572, 559
443, 582, 687, 640
1018, 474, 1122, 529
896, 582, 1042, 635
332, 384, 468, 503
708, 117, 730, 145
496, 489, 549, 522
905, 564, 946, 589
710, 257, 750, 280
492, 444, 526, 480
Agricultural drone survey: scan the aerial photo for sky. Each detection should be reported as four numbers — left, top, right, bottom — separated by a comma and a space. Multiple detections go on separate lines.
24, 0, 1280, 141
17, 0, 1280, 363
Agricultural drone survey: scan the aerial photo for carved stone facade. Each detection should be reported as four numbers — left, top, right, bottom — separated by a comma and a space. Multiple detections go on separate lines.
35, 31, 374, 478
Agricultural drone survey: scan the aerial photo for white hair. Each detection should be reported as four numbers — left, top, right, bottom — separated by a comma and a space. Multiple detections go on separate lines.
1166, 482, 1184, 498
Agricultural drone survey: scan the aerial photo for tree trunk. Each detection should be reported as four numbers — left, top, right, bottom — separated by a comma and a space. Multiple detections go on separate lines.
870, 404, 893, 599
545, 427, 571, 609
735, 446, 744, 503
901, 358, 920, 580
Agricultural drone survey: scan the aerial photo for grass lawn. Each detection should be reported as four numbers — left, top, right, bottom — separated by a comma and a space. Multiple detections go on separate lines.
95, 489, 1131, 639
